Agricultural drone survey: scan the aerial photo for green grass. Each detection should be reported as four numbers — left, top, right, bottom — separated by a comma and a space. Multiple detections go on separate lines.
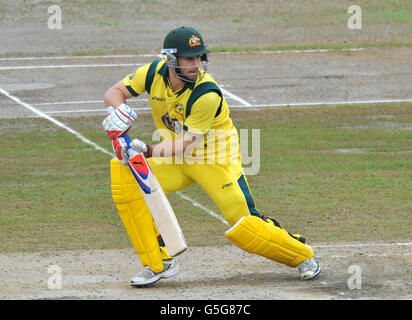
65, 42, 411, 57
374, 7, 412, 23
99, 20, 120, 27
209, 42, 412, 53
57, 42, 412, 58
232, 103, 412, 242
33, 41, 404, 59
3, 40, 409, 59
0, 103, 411, 252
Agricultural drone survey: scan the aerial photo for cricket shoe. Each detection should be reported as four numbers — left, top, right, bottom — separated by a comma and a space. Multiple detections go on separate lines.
297, 245, 321, 280
130, 259, 179, 287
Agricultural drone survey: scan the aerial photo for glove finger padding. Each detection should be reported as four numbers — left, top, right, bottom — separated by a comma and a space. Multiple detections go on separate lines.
130, 139, 152, 158
130, 138, 148, 153
102, 104, 137, 139
112, 137, 129, 164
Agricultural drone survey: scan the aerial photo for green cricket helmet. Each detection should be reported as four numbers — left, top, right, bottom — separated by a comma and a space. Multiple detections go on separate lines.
162, 26, 210, 57
161, 26, 210, 82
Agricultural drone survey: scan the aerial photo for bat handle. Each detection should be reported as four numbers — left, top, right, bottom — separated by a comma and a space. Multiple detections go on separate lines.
123, 133, 139, 158
123, 133, 132, 149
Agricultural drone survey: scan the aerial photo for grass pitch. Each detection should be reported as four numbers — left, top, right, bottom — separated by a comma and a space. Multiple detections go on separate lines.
0, 103, 411, 252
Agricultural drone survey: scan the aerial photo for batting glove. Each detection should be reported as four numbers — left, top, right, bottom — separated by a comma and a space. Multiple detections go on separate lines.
112, 137, 129, 164
130, 138, 152, 158
102, 104, 137, 139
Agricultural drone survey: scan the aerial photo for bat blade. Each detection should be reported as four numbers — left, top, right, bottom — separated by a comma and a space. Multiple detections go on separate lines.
127, 150, 187, 257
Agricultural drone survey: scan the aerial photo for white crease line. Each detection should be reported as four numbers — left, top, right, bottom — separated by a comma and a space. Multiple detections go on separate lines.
0, 54, 158, 61
0, 48, 366, 62
220, 88, 251, 106
46, 108, 152, 114
0, 63, 144, 71
0, 88, 113, 156
228, 98, 412, 108
260, 48, 365, 54
331, 253, 412, 258
0, 88, 225, 226
27, 93, 239, 110
31, 98, 412, 115
315, 242, 412, 248
16, 97, 412, 110
31, 99, 146, 106
177, 192, 229, 226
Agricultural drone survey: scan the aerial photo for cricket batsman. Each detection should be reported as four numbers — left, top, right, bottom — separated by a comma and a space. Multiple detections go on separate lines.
102, 26, 321, 286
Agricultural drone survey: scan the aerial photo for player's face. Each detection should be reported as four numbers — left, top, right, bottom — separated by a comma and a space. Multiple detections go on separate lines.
177, 55, 201, 81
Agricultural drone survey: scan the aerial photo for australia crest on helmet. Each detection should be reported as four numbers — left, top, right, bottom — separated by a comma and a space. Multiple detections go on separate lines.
188, 35, 201, 48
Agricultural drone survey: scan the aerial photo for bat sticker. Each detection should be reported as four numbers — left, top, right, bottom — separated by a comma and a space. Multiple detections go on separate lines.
128, 153, 152, 194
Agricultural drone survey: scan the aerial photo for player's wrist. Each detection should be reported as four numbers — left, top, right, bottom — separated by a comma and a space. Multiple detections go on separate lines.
145, 144, 152, 158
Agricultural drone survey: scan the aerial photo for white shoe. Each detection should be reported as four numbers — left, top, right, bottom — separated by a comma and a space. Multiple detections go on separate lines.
298, 245, 321, 280
130, 259, 180, 287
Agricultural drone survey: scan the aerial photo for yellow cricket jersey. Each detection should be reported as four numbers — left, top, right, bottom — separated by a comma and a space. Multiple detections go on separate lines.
122, 59, 241, 165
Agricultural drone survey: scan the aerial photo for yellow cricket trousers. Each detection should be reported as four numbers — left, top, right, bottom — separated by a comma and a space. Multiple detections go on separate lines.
147, 157, 260, 227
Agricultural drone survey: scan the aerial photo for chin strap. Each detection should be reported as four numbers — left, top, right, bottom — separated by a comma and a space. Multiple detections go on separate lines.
174, 65, 194, 83
162, 50, 208, 83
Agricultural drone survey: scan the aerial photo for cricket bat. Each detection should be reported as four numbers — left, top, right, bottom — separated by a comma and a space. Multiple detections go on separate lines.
106, 106, 186, 256
122, 133, 187, 257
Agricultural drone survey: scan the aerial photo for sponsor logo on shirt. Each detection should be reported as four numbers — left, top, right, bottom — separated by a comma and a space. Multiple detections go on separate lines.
152, 96, 166, 101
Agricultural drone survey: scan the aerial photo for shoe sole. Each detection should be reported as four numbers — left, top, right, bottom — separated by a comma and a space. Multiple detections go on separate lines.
301, 265, 321, 280
130, 275, 162, 287
130, 265, 180, 287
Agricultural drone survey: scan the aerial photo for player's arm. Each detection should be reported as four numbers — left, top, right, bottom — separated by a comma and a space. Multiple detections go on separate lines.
104, 63, 149, 108
130, 131, 203, 159
102, 76, 140, 143
102, 64, 149, 138
102, 65, 151, 162
104, 80, 133, 108
154, 131, 203, 157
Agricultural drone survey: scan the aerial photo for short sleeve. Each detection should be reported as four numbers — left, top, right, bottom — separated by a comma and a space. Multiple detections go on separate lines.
184, 92, 221, 135
122, 63, 151, 96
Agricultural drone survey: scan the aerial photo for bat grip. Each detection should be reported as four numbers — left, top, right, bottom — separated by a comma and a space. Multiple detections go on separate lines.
123, 133, 132, 149
123, 133, 139, 158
